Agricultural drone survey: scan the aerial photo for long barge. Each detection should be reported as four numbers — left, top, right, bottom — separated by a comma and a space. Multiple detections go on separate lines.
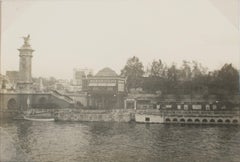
135, 110, 240, 125
1, 104, 239, 125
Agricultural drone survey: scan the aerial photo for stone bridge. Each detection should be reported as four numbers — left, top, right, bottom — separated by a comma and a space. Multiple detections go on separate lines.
0, 91, 74, 111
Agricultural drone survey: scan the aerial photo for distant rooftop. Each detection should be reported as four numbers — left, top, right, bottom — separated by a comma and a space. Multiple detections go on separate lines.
95, 67, 118, 77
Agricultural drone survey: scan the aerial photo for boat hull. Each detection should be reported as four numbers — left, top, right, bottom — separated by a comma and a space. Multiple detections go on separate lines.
24, 116, 55, 122
135, 114, 164, 123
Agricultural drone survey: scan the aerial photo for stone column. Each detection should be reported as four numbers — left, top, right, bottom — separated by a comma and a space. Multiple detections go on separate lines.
17, 35, 34, 93
134, 100, 137, 110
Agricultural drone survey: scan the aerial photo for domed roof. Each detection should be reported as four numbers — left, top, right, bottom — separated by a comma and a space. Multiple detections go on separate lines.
95, 67, 118, 77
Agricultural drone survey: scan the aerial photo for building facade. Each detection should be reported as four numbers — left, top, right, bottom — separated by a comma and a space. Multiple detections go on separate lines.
83, 67, 126, 109
72, 68, 93, 91
6, 71, 19, 88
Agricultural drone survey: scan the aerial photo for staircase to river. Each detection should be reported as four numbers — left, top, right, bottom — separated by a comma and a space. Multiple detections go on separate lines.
51, 90, 75, 105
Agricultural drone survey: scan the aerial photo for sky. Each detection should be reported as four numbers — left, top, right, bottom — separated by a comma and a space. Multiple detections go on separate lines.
1, 0, 240, 79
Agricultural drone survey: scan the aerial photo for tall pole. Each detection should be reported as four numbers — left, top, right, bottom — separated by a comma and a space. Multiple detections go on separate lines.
0, 0, 2, 76
238, 0, 240, 95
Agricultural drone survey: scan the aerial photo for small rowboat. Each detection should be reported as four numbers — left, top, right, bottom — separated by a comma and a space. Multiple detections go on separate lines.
23, 116, 55, 122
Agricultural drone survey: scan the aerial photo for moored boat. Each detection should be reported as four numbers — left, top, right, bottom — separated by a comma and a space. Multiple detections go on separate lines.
23, 115, 55, 122
135, 113, 164, 123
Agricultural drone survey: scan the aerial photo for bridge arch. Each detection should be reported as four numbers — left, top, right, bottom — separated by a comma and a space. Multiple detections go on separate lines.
7, 98, 17, 109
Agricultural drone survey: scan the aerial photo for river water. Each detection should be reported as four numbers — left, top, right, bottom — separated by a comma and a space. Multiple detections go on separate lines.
0, 120, 240, 162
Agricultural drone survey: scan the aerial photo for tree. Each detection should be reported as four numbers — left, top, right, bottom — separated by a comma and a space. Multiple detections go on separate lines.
190, 61, 208, 94
166, 64, 179, 94
141, 59, 167, 93
167, 64, 178, 82
207, 64, 239, 95
191, 61, 207, 79
179, 60, 192, 81
121, 56, 144, 90
217, 64, 239, 94
149, 59, 167, 78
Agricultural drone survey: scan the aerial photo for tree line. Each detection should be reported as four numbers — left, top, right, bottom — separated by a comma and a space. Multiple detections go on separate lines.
121, 56, 239, 96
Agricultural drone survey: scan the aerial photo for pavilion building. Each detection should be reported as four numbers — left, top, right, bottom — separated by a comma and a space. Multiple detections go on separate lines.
83, 67, 126, 109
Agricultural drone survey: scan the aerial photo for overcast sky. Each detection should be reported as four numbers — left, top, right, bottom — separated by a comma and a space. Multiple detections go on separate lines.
1, 0, 240, 79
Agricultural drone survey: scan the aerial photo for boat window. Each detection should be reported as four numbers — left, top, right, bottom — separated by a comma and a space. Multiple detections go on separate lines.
166, 118, 171, 122
202, 119, 208, 122
195, 119, 200, 122
233, 119, 238, 123
210, 119, 215, 123
180, 118, 185, 122
225, 119, 230, 123
145, 117, 150, 122
217, 119, 223, 123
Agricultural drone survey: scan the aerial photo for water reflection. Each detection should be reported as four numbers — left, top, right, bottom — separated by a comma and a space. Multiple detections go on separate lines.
16, 121, 33, 154
0, 120, 240, 162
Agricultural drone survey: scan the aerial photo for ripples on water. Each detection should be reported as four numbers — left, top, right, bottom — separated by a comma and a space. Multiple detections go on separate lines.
0, 120, 240, 162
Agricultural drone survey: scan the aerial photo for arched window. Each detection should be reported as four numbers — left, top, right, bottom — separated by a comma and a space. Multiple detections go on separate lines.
187, 119, 193, 122
173, 118, 178, 122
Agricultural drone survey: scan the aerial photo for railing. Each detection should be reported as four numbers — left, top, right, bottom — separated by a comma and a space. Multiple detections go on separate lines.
135, 109, 240, 116
51, 90, 74, 103
52, 108, 135, 114
160, 110, 240, 117
0, 109, 21, 113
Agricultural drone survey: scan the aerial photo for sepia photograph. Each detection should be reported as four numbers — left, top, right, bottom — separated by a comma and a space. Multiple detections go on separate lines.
0, 0, 240, 161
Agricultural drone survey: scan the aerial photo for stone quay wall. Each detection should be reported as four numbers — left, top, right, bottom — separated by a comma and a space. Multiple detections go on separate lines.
15, 108, 240, 124
54, 109, 136, 122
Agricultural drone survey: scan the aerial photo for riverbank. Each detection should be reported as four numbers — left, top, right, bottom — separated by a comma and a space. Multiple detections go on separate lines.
1, 108, 240, 125
29, 108, 240, 125
53, 109, 135, 122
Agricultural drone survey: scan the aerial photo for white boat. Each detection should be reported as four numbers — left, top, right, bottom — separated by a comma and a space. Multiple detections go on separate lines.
24, 116, 55, 122
135, 114, 164, 123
